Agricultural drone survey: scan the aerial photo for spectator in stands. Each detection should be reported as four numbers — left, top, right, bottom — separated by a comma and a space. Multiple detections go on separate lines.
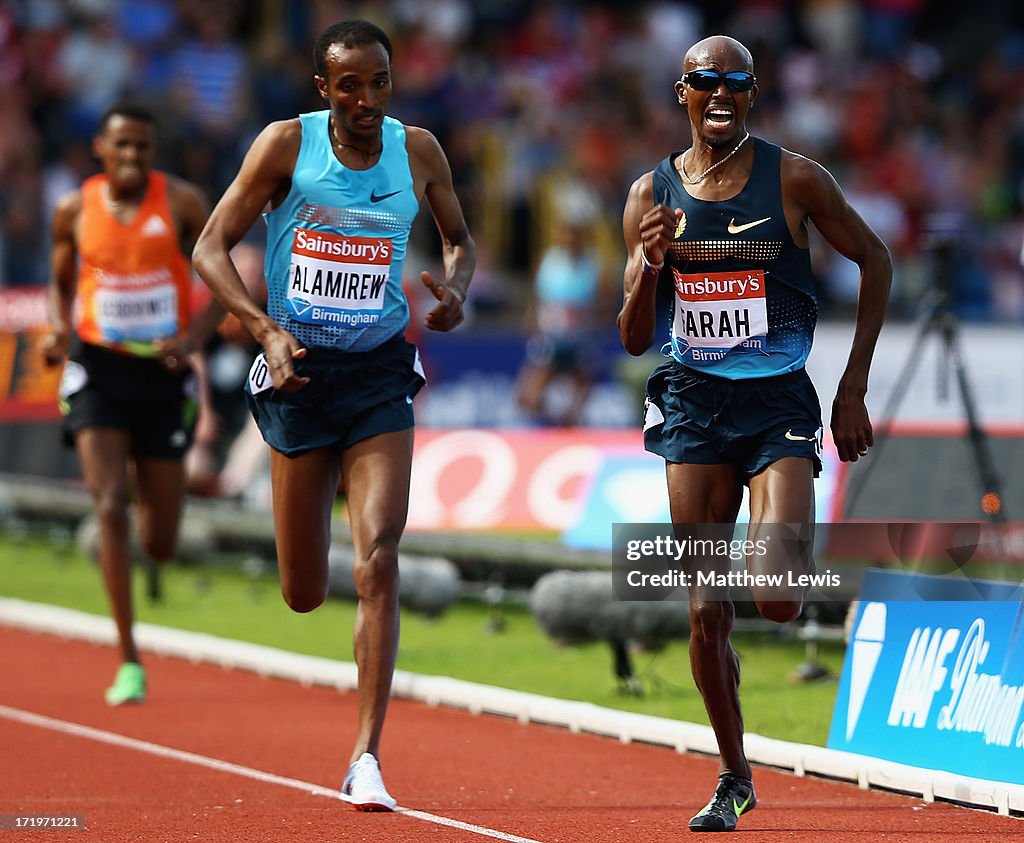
517, 213, 605, 426
167, 1, 249, 194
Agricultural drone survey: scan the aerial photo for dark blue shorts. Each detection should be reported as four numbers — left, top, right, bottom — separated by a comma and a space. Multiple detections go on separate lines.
643, 359, 823, 482
245, 335, 425, 458
60, 342, 197, 460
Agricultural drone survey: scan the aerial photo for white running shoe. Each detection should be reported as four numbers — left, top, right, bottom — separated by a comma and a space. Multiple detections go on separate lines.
341, 753, 397, 812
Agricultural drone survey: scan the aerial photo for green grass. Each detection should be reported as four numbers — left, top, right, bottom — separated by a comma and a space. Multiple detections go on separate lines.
0, 533, 846, 746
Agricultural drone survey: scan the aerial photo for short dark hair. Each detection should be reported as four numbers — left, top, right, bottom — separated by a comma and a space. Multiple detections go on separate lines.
98, 101, 157, 133
314, 19, 392, 77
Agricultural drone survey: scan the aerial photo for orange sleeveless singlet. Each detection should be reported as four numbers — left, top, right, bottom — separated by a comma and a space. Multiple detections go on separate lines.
75, 171, 192, 356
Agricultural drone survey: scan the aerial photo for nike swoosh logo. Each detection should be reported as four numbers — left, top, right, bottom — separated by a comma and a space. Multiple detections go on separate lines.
727, 216, 771, 234
733, 794, 752, 817
785, 429, 815, 441
370, 189, 403, 203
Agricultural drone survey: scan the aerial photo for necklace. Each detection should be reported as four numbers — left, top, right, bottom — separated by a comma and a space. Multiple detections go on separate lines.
336, 140, 382, 157
331, 123, 382, 158
682, 133, 750, 185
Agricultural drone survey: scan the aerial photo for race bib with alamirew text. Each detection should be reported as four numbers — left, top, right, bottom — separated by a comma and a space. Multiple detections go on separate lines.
286, 228, 391, 327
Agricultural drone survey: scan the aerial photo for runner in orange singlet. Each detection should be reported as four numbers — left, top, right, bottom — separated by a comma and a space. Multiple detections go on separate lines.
41, 102, 223, 705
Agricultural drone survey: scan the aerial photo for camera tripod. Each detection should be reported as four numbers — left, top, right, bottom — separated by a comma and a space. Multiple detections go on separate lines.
843, 240, 1024, 677
843, 249, 1006, 527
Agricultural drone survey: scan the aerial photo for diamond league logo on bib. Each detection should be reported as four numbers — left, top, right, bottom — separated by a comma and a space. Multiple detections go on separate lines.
286, 228, 392, 326
287, 296, 315, 318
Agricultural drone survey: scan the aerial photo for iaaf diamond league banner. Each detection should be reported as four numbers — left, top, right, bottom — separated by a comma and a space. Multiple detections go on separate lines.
829, 569, 1024, 785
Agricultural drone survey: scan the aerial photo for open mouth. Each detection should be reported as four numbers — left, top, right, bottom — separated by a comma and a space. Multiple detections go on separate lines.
705, 108, 735, 130
117, 164, 145, 181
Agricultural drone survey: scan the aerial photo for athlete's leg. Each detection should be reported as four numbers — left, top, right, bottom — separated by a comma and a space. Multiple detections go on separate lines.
667, 462, 750, 780
269, 446, 341, 612
340, 428, 413, 765
134, 457, 187, 562
516, 361, 555, 420
563, 367, 593, 427
746, 457, 816, 623
76, 428, 137, 664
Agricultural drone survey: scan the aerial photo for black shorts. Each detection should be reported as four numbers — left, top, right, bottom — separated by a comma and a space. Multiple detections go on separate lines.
643, 359, 823, 482
60, 342, 197, 460
245, 335, 425, 458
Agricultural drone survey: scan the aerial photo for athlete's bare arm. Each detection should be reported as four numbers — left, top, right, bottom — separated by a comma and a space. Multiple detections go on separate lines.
147, 177, 223, 372
41, 191, 83, 366
193, 120, 310, 392
618, 173, 681, 356
782, 151, 893, 463
168, 178, 211, 255
406, 126, 475, 332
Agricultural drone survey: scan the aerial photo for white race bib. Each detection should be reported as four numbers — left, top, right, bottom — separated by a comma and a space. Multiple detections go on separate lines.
96, 283, 178, 342
671, 269, 768, 352
286, 228, 391, 327
247, 353, 273, 395
643, 396, 665, 432
58, 360, 88, 399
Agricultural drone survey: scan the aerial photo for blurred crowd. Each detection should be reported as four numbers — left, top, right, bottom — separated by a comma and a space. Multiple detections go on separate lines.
2, 0, 1024, 326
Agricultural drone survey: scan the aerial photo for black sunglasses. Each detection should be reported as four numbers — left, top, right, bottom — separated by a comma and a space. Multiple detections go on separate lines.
681, 70, 757, 93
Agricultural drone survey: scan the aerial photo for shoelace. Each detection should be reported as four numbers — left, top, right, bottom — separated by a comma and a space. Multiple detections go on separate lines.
699, 778, 751, 818
349, 756, 386, 794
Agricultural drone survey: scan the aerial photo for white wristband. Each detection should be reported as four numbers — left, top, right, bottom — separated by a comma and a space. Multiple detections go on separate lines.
641, 247, 664, 272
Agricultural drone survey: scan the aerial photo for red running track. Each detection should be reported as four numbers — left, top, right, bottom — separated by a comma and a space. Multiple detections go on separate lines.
1, 625, 1021, 842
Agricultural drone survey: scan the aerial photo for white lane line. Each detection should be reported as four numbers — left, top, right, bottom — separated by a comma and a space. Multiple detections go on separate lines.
0, 704, 544, 843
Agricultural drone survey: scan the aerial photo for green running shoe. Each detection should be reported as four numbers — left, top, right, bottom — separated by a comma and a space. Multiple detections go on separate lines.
688, 773, 756, 832
105, 662, 146, 706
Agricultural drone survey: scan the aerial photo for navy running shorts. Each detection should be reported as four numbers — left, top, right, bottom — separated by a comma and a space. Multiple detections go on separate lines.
59, 342, 198, 460
245, 335, 426, 458
643, 359, 823, 482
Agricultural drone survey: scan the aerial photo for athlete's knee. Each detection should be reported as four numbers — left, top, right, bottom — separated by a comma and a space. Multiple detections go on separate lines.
755, 597, 802, 624
140, 532, 177, 564
689, 599, 734, 643
91, 487, 131, 530
136, 505, 183, 561
281, 582, 328, 613
353, 539, 400, 601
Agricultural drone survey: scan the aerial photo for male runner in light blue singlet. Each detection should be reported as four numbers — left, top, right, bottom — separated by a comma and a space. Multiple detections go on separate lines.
619, 35, 891, 832
193, 20, 475, 812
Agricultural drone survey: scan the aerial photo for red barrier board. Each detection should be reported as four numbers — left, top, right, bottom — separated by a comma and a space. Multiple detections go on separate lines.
407, 428, 642, 532
0, 288, 61, 421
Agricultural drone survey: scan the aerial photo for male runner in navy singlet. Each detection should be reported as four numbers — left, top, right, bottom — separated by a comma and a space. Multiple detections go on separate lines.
619, 35, 891, 831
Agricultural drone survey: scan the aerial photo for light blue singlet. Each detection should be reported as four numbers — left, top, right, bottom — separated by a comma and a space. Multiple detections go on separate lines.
263, 111, 420, 351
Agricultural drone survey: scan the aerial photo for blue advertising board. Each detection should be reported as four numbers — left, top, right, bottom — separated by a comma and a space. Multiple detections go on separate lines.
829, 569, 1024, 785
561, 453, 670, 550
562, 438, 840, 551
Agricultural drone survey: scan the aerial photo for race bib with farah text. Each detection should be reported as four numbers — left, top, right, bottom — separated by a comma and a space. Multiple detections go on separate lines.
286, 228, 391, 327
671, 269, 768, 362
